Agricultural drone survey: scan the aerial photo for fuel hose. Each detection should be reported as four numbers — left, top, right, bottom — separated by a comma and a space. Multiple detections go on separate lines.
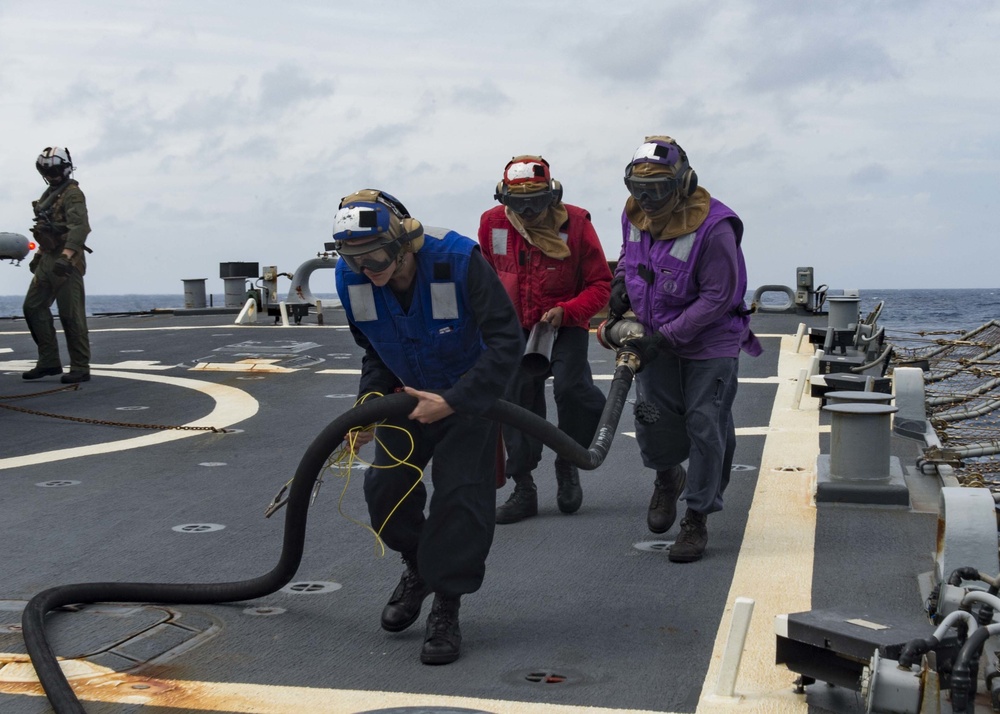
22, 357, 638, 713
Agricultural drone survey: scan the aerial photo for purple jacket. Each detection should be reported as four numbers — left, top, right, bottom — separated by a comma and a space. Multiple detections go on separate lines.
616, 198, 761, 359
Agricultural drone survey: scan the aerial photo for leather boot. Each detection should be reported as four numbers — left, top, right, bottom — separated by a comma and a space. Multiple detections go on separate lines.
669, 508, 708, 563
554, 458, 583, 514
496, 475, 537, 524
420, 594, 462, 665
647, 465, 686, 533
380, 554, 431, 632
22, 366, 62, 380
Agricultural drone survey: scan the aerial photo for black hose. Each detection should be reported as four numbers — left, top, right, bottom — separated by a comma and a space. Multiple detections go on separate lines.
949, 625, 992, 713
23, 364, 636, 713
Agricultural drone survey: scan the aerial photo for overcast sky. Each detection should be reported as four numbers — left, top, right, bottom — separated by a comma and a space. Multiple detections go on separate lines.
2, 0, 998, 299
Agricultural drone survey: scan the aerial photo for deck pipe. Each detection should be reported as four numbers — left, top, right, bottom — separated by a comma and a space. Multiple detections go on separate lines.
948, 622, 1000, 713
22, 347, 642, 714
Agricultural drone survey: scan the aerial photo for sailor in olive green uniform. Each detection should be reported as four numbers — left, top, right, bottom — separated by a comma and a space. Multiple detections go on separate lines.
23, 146, 92, 384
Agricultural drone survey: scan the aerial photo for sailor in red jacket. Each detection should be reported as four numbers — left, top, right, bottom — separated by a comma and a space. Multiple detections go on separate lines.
478, 155, 612, 523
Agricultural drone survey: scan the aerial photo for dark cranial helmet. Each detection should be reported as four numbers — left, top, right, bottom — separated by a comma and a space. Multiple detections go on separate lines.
36, 147, 74, 185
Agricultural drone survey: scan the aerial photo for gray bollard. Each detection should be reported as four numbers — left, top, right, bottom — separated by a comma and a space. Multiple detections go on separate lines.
223, 276, 248, 307
824, 391, 894, 406
827, 296, 860, 330
826, 403, 898, 481
815, 402, 909, 505
182, 278, 207, 309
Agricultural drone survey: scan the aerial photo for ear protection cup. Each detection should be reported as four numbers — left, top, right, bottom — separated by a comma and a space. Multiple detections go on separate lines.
399, 217, 424, 253
675, 147, 697, 197
679, 168, 697, 196
551, 179, 563, 204
494, 181, 505, 204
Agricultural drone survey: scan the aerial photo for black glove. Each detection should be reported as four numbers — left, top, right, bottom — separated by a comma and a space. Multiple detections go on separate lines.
28, 253, 41, 274
608, 276, 631, 316
624, 331, 668, 369
52, 255, 73, 277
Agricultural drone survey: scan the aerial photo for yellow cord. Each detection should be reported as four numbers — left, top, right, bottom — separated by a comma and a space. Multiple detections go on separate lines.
319, 392, 425, 558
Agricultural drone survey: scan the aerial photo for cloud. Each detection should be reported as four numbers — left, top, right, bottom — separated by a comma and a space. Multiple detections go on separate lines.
850, 163, 890, 185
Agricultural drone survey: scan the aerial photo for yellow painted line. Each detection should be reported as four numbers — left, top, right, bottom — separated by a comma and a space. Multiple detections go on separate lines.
2, 675, 680, 713
623, 426, 828, 440
737, 425, 830, 436
316, 368, 363, 375
0, 370, 258, 471
696, 334, 820, 713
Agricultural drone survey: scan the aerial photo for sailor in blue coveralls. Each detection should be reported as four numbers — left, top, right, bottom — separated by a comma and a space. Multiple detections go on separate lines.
333, 189, 523, 665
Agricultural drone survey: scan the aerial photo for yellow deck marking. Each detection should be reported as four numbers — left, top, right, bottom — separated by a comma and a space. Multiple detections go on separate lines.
0, 370, 257, 471
697, 334, 819, 713
4, 676, 679, 713
190, 359, 299, 373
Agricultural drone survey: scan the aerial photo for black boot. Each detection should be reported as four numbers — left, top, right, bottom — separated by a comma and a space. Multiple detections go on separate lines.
380, 554, 431, 632
554, 458, 582, 514
420, 594, 461, 665
496, 475, 537, 524
669, 508, 708, 563
22, 366, 62, 380
647, 465, 686, 533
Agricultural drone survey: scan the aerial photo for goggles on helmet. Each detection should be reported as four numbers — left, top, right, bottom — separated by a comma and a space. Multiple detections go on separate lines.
503, 190, 555, 215
623, 175, 684, 205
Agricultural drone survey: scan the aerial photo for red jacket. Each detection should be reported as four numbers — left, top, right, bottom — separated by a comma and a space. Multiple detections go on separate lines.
478, 204, 612, 329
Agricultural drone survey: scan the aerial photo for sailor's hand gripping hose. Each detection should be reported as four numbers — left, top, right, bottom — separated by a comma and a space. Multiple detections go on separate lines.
22, 335, 646, 714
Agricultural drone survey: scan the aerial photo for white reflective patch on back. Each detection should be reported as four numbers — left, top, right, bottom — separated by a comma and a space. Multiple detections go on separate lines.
491, 228, 508, 255
430, 283, 459, 320
348, 283, 378, 321
423, 226, 450, 240
669, 232, 695, 262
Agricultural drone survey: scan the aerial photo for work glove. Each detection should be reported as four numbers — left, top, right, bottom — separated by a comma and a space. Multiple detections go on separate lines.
28, 253, 41, 274
52, 255, 73, 277
608, 275, 631, 317
624, 331, 668, 370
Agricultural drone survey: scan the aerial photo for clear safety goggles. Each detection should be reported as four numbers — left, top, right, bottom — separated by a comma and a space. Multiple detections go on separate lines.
338, 239, 400, 275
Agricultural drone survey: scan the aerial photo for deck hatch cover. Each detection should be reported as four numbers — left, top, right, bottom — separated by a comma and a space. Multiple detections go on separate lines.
213, 340, 320, 356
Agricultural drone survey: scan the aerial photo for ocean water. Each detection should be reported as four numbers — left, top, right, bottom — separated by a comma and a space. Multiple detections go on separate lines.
0, 293, 342, 319
0, 288, 997, 334
751, 288, 1000, 334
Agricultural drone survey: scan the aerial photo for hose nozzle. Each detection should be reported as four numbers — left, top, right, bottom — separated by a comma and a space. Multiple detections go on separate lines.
596, 316, 646, 372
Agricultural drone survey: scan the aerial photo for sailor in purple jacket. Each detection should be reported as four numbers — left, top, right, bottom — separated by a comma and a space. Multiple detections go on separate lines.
610, 136, 762, 563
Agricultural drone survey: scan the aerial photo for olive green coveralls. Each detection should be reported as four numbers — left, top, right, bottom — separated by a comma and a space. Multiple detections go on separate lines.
23, 179, 92, 374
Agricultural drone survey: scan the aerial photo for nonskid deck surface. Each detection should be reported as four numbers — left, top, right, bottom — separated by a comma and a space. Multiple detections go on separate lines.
0, 310, 936, 713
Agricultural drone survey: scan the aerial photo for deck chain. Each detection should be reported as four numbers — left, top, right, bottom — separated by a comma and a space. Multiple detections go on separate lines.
0, 398, 226, 432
